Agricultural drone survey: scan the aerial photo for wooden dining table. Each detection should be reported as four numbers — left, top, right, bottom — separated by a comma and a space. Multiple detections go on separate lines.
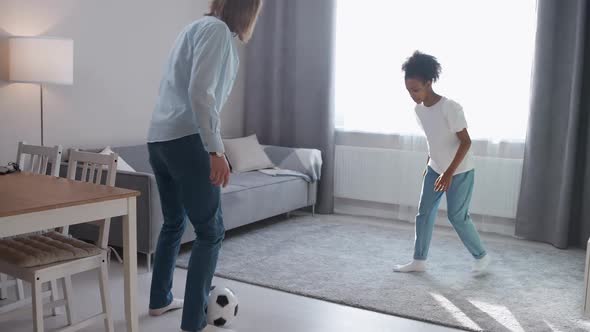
0, 172, 140, 331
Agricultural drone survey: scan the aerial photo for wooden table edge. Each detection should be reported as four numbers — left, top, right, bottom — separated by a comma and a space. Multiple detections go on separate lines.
0, 192, 140, 218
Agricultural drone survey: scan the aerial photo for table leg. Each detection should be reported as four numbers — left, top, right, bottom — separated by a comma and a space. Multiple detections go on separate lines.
123, 197, 138, 331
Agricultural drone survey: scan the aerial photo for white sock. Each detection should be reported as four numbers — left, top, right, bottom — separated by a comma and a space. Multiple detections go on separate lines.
149, 298, 184, 317
393, 260, 426, 273
472, 255, 491, 275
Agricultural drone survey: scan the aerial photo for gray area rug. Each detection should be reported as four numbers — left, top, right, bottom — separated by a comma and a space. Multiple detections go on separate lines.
177, 214, 590, 332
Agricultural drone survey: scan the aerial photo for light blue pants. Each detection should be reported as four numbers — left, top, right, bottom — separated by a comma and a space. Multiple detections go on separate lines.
414, 167, 487, 260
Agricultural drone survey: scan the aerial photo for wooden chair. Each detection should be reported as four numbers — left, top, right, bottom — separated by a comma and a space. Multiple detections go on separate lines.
0, 149, 118, 332
16, 141, 63, 176
0, 142, 63, 315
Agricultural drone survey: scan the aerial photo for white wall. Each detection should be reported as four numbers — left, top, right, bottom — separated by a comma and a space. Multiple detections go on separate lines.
0, 0, 246, 165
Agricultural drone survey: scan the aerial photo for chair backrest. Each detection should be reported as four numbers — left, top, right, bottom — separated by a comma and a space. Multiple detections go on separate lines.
66, 150, 118, 249
67, 150, 118, 186
16, 142, 63, 177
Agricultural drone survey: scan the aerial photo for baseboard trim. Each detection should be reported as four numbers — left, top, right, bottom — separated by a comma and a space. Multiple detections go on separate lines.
334, 197, 516, 237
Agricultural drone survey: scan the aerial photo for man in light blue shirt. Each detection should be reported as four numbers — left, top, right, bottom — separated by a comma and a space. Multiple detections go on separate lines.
148, 16, 239, 154
146, 1, 262, 331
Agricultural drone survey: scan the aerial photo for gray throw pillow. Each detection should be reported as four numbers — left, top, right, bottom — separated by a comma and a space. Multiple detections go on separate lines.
223, 134, 275, 173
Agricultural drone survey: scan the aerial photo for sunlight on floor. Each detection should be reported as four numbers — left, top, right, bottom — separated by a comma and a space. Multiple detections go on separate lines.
430, 293, 481, 331
577, 319, 590, 330
470, 300, 525, 332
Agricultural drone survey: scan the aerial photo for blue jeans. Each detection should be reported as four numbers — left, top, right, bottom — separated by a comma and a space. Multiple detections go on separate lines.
148, 134, 225, 332
414, 167, 486, 260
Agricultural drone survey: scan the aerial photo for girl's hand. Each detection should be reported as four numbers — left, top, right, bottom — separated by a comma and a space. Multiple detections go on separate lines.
434, 172, 453, 192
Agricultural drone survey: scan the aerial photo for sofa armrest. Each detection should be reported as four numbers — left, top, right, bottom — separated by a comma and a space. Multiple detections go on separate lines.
113, 170, 162, 255
262, 145, 323, 182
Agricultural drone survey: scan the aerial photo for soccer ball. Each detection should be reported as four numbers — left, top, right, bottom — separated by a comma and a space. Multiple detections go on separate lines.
207, 285, 239, 327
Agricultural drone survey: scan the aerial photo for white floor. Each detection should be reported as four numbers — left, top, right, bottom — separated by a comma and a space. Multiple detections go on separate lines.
0, 258, 461, 332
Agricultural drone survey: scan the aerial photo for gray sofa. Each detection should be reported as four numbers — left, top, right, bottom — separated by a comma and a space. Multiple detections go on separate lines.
67, 144, 319, 271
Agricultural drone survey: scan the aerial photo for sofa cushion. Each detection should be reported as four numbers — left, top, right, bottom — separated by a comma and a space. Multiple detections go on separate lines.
112, 145, 153, 173
228, 171, 300, 191
223, 135, 274, 173
221, 173, 310, 230
111, 144, 297, 193
221, 184, 247, 194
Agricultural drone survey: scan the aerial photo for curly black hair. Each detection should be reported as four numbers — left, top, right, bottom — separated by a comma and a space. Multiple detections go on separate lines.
402, 51, 442, 83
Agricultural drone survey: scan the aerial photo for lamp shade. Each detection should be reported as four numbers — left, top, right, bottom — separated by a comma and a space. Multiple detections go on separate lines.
8, 37, 74, 85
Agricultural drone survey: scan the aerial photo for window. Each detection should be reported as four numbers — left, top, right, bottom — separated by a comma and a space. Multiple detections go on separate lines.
335, 0, 537, 141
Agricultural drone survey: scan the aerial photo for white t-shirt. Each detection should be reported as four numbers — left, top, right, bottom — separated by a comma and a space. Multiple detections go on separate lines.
415, 97, 474, 175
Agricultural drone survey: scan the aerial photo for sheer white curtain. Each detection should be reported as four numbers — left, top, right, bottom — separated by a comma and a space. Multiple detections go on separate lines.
335, 0, 537, 142
334, 1, 537, 231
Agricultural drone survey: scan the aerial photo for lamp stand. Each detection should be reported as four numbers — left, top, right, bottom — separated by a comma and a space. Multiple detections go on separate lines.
39, 83, 44, 146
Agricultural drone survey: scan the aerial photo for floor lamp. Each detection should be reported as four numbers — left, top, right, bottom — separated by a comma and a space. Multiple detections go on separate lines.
8, 37, 74, 146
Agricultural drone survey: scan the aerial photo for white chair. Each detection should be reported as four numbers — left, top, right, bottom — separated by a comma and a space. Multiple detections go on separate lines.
0, 142, 63, 314
16, 141, 63, 176
0, 149, 118, 332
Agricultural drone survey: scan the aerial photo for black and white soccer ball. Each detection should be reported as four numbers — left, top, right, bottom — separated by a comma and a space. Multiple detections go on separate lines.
207, 286, 239, 327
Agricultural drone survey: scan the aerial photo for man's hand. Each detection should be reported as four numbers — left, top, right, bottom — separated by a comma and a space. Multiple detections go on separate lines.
210, 154, 230, 187
434, 172, 453, 192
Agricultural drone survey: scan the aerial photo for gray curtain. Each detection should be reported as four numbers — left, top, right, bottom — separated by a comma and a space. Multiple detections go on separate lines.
244, 0, 336, 213
516, 0, 590, 248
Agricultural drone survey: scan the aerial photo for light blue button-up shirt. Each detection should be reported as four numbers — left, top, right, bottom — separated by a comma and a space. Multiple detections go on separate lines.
147, 16, 239, 153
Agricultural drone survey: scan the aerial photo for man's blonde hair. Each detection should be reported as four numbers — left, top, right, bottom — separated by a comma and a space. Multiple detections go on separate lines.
208, 0, 262, 42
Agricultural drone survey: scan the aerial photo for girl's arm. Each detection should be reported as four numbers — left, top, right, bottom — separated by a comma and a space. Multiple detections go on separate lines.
447, 129, 472, 175
434, 129, 471, 191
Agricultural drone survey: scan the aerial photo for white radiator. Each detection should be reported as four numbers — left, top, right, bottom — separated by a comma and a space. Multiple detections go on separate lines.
334, 146, 523, 219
